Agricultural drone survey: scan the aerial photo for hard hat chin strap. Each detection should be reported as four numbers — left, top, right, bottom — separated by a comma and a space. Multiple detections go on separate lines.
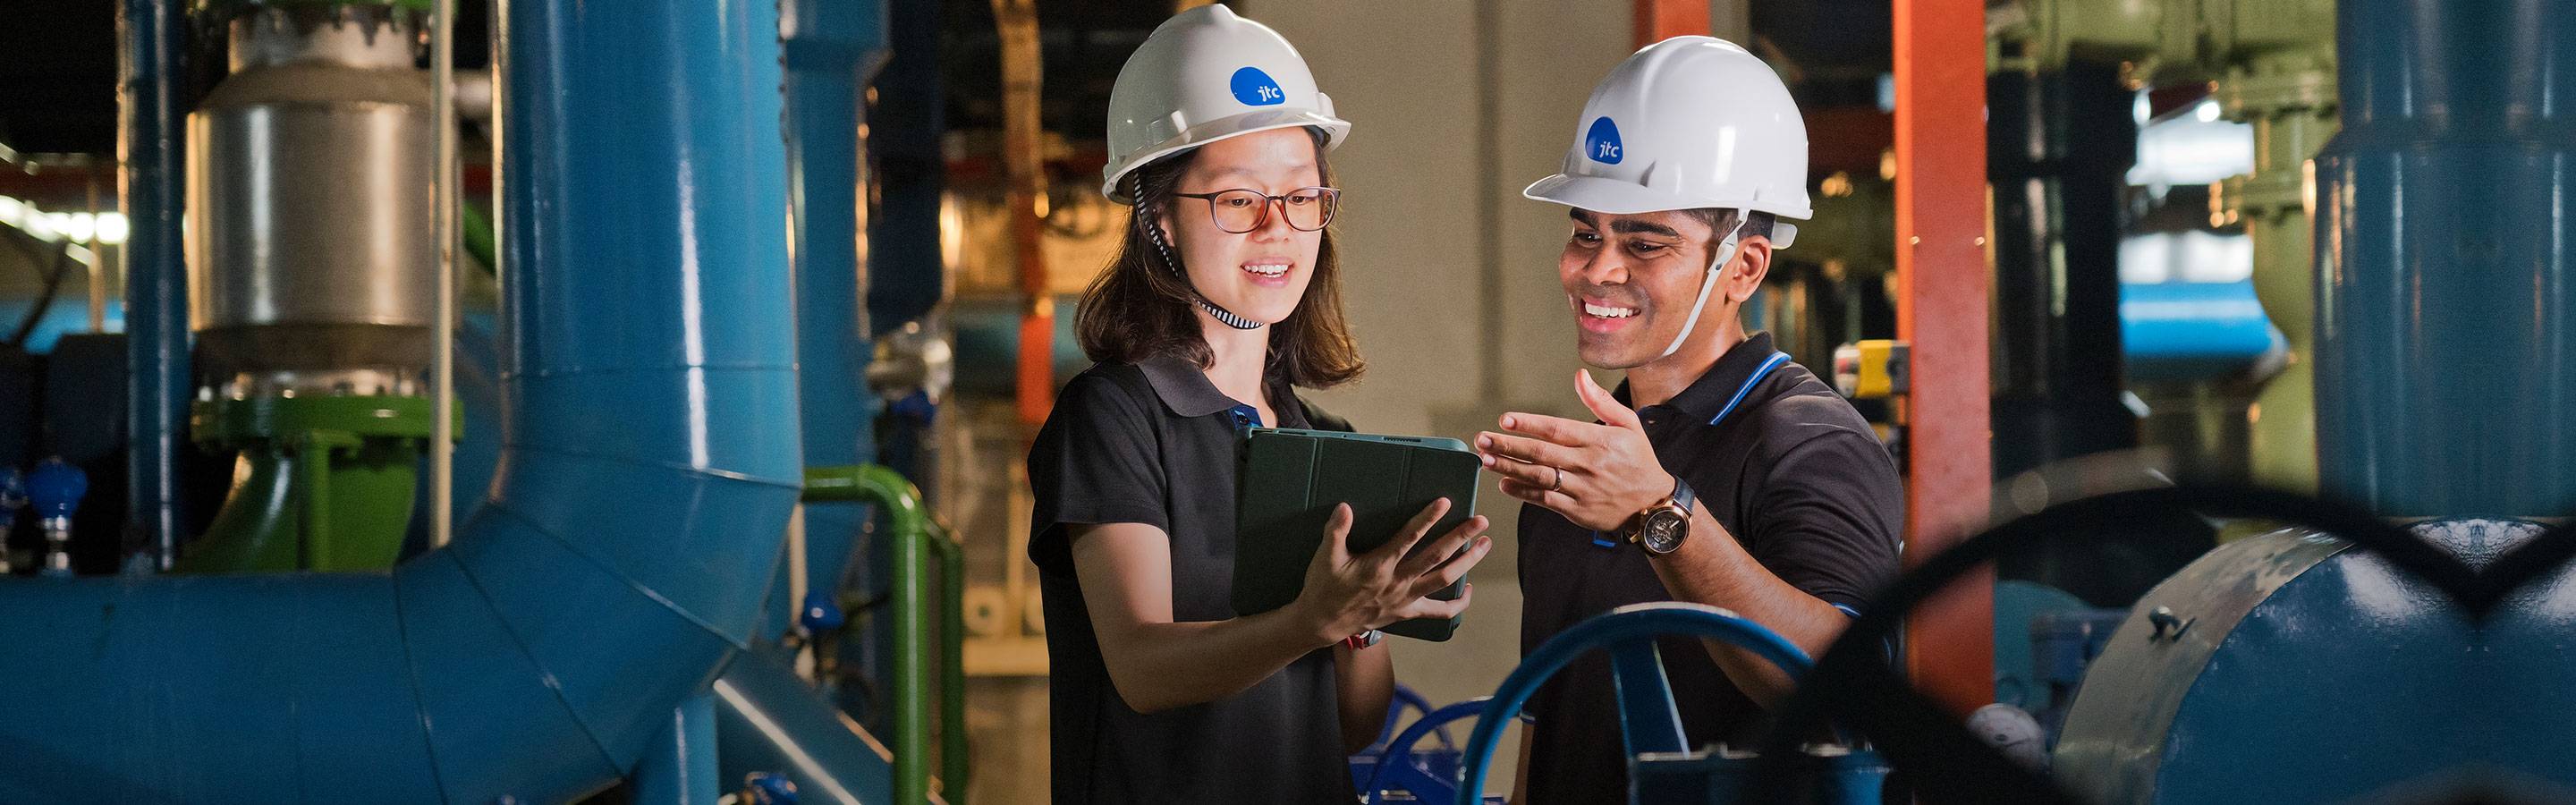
1656, 215, 1750, 360
1147, 216, 1265, 331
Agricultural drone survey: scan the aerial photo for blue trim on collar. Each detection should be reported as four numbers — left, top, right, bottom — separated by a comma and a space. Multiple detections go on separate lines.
1708, 352, 1792, 427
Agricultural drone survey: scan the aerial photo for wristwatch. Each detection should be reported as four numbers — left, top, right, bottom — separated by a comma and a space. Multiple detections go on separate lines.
1343, 629, 1384, 649
1628, 476, 1697, 555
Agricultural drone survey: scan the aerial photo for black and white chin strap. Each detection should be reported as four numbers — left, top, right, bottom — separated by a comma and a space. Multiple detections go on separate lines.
1148, 218, 1265, 331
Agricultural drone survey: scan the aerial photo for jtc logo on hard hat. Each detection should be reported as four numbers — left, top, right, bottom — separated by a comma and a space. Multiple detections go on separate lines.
1231, 67, 1286, 106
1585, 117, 1623, 164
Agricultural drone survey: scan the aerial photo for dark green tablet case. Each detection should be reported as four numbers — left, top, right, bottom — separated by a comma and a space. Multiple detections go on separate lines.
1233, 427, 1479, 641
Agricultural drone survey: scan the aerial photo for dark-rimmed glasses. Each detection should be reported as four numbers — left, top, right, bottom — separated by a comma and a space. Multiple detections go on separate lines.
1172, 187, 1341, 233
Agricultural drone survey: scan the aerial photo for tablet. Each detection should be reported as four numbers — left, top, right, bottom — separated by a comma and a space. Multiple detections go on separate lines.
1233, 426, 1480, 642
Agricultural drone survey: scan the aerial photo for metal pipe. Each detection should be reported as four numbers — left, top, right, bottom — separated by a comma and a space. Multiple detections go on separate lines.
2314, 0, 2576, 518
782, 0, 887, 644
430, 0, 459, 549
634, 695, 723, 805
117, 0, 186, 572
0, 0, 801, 799
714, 650, 896, 805
803, 464, 965, 805
930, 520, 969, 802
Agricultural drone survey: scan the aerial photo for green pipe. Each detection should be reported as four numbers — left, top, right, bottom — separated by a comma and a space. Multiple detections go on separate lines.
296, 436, 333, 569
803, 464, 967, 805
929, 520, 968, 802
179, 396, 445, 572
462, 199, 498, 275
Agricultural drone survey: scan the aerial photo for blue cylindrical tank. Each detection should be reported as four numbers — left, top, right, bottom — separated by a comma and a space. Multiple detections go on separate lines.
2312, 0, 2576, 517
2051, 524, 2576, 803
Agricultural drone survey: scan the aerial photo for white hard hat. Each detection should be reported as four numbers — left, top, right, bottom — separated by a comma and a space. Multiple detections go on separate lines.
1101, 4, 1351, 204
1523, 36, 1809, 250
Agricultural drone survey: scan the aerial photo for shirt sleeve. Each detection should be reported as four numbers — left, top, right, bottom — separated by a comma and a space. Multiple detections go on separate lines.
1744, 428, 1904, 613
1026, 372, 1171, 576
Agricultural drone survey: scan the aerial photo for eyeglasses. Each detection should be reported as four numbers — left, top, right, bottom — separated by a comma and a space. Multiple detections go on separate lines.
1172, 187, 1341, 233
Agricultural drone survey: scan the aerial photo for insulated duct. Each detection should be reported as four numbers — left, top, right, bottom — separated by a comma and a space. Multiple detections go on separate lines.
0, 0, 799, 801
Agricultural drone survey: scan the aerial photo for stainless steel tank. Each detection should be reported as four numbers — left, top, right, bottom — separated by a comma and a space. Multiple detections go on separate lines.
186, 6, 435, 384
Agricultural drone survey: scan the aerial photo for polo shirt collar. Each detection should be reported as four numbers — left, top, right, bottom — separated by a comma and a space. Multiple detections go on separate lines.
1139, 352, 1245, 418
1619, 332, 1791, 426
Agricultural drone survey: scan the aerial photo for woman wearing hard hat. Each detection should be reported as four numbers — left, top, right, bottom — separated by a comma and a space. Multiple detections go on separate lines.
1022, 6, 1494, 803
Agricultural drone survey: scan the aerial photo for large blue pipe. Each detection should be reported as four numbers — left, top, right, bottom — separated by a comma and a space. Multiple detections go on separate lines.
117, 0, 188, 569
2313, 0, 2576, 517
0, 0, 800, 801
778, 0, 889, 642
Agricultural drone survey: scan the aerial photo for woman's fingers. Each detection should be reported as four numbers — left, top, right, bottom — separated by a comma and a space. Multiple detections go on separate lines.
1395, 516, 1487, 580
1398, 583, 1473, 621
1316, 503, 1355, 566
1408, 535, 1490, 598
1363, 496, 1453, 570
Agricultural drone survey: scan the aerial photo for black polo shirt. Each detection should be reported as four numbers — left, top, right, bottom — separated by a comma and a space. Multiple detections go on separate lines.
1028, 352, 1358, 805
1518, 332, 1902, 804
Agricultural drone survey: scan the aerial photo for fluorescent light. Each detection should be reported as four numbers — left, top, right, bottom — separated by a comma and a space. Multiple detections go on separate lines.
2196, 100, 2221, 123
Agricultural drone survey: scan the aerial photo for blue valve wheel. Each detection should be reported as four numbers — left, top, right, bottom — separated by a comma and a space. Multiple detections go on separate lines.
1452, 602, 1818, 805
1361, 697, 1491, 804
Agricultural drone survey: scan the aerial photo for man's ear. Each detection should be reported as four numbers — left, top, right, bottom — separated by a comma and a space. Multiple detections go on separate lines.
1724, 234, 1775, 304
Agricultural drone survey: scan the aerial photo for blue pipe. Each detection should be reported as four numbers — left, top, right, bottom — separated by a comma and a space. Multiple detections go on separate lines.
776, 0, 890, 643
2314, 0, 2576, 518
117, 0, 188, 571
633, 696, 722, 805
714, 649, 896, 805
0, 0, 800, 801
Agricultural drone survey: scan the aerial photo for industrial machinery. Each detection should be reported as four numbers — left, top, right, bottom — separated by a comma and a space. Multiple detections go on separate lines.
0, 0, 969, 801
1740, 485, 2576, 805
0, 0, 2568, 801
177, 1, 444, 572
2040, 1, 2576, 798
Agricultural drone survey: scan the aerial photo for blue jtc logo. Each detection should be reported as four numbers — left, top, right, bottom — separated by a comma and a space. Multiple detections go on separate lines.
1585, 117, 1623, 164
1231, 67, 1286, 106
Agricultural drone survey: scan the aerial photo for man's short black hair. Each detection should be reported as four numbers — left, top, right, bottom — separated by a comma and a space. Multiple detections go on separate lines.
1681, 208, 1775, 242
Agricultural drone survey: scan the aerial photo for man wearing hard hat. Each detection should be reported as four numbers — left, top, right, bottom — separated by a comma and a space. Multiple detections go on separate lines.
1471, 37, 1904, 802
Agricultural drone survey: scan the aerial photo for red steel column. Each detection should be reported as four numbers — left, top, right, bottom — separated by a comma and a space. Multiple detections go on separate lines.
1894, 0, 1993, 716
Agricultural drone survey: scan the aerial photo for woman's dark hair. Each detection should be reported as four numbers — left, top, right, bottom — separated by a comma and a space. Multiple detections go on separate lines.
1075, 126, 1365, 391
